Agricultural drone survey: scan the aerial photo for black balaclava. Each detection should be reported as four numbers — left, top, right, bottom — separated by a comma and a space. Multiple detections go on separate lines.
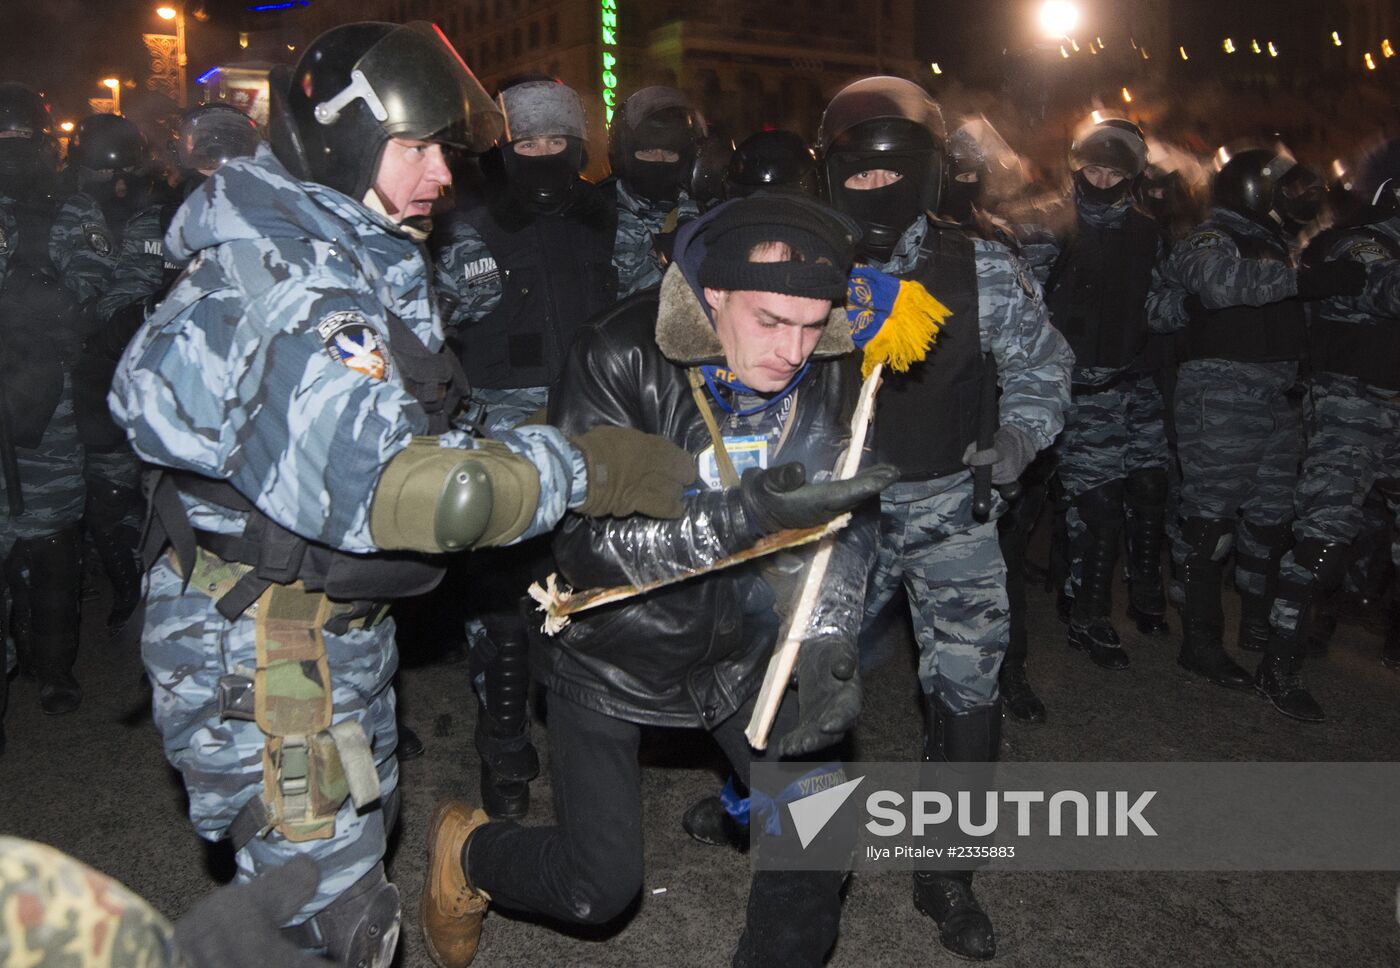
502, 138, 585, 216
943, 172, 982, 223
824, 149, 931, 262
626, 108, 697, 205
1072, 168, 1133, 206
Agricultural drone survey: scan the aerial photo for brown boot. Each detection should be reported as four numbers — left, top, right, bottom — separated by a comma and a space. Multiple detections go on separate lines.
421, 800, 491, 968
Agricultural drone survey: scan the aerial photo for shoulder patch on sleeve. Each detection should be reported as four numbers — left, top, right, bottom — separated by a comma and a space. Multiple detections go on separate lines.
1189, 230, 1227, 249
316, 311, 391, 381
1344, 239, 1388, 264
82, 222, 113, 257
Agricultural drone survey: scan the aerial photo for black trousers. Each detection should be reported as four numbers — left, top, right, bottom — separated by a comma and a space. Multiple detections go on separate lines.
468, 687, 848, 966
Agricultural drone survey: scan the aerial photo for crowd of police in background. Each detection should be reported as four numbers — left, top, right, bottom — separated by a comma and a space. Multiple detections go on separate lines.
2, 23, 1400, 965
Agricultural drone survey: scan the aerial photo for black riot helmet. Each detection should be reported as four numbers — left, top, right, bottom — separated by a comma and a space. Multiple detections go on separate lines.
70, 113, 146, 173
817, 76, 946, 262
726, 130, 817, 198
1353, 138, 1400, 218
1212, 146, 1321, 232
607, 86, 707, 205
178, 101, 260, 173
0, 82, 59, 195
1068, 115, 1148, 206
270, 21, 502, 201
497, 76, 587, 215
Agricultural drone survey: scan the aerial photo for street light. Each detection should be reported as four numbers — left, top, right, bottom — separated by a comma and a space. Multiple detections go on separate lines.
156, 4, 188, 107
1038, 1, 1080, 39
101, 77, 121, 115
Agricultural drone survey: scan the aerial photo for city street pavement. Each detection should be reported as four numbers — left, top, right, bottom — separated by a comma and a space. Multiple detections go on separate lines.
2, 570, 1399, 968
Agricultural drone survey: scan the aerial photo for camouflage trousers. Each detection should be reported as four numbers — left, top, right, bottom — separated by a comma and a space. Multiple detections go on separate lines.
0, 376, 86, 542
84, 444, 144, 533
141, 554, 400, 926
1169, 360, 1301, 597
863, 473, 1008, 712
1271, 373, 1400, 634
1056, 373, 1169, 593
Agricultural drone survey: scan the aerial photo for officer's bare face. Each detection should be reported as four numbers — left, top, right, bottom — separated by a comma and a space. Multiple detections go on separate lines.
513, 136, 569, 156
844, 170, 903, 189
372, 138, 451, 221
1080, 165, 1126, 189
705, 246, 830, 393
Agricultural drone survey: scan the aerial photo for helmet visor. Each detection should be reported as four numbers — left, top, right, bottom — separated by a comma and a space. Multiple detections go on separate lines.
819, 76, 945, 152
179, 107, 260, 170
349, 22, 502, 152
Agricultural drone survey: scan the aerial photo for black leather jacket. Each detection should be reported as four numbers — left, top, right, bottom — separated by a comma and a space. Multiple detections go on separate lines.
538, 263, 878, 728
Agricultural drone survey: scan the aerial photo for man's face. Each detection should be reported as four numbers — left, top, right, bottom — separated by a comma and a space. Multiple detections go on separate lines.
704, 285, 831, 392
513, 135, 569, 157
844, 169, 903, 190
372, 138, 451, 221
1079, 164, 1126, 189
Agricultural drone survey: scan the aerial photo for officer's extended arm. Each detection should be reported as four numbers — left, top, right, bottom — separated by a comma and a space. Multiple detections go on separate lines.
1169, 231, 1297, 309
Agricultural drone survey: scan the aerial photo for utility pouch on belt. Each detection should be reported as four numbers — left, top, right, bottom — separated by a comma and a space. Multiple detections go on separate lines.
251, 582, 384, 842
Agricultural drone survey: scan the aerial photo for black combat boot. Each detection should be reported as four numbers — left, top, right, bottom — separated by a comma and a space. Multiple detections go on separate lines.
1066, 483, 1129, 669
913, 697, 1001, 961
1124, 468, 1170, 635
1236, 592, 1273, 653
1383, 599, 1400, 670
474, 625, 539, 819
1254, 650, 1324, 722
1177, 554, 1251, 690
998, 491, 1046, 723
84, 481, 144, 631
1235, 521, 1290, 654
24, 528, 83, 715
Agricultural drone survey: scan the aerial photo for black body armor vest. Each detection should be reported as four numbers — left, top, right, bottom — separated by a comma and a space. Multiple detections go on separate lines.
453, 186, 618, 390
1181, 225, 1305, 364
1302, 224, 1400, 389
873, 225, 984, 481
1044, 209, 1159, 370
0, 195, 79, 448
146, 310, 470, 620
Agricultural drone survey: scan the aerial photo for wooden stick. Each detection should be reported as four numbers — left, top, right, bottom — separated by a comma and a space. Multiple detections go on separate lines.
527, 518, 846, 634
744, 364, 883, 750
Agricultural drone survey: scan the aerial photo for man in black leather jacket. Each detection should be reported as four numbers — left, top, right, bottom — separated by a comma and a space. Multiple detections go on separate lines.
422, 194, 897, 968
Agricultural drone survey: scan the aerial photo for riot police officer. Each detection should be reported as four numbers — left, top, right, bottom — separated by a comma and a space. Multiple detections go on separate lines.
1265, 143, 1400, 695
1045, 117, 1179, 672
819, 76, 1072, 961
109, 23, 694, 965
1167, 147, 1364, 717
433, 76, 625, 818
604, 86, 706, 292
0, 83, 116, 724
724, 129, 817, 198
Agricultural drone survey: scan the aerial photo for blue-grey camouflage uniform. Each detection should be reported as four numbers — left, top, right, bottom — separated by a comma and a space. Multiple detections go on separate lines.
1165, 207, 1302, 596
1051, 210, 1178, 597
0, 190, 115, 542
611, 179, 698, 296
1271, 217, 1400, 633
862, 216, 1073, 711
432, 182, 673, 433
109, 146, 586, 925
88, 201, 176, 515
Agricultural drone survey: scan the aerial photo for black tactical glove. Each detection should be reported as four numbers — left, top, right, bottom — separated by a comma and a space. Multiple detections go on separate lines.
961, 425, 1037, 486
572, 424, 697, 519
779, 633, 861, 757
1295, 259, 1367, 300
738, 462, 899, 536
173, 856, 331, 967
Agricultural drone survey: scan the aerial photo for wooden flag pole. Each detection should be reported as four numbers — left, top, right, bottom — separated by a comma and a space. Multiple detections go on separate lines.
743, 363, 883, 750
